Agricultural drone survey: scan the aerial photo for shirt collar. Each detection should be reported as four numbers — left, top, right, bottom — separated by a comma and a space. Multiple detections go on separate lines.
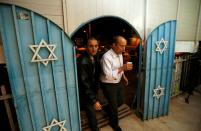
84, 52, 95, 63
110, 49, 119, 58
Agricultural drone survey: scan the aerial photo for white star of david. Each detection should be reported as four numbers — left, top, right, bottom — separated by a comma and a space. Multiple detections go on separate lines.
29, 39, 58, 66
43, 119, 67, 131
153, 85, 165, 99
155, 38, 168, 54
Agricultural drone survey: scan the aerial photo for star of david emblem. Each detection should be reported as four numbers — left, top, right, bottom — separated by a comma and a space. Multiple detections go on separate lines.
43, 119, 67, 131
29, 39, 58, 66
153, 85, 165, 99
155, 38, 168, 54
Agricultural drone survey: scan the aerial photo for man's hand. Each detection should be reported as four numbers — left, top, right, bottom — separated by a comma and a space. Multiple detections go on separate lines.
93, 101, 102, 110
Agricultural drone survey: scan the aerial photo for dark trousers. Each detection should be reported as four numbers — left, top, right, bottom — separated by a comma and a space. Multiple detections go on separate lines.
83, 103, 99, 131
101, 82, 124, 130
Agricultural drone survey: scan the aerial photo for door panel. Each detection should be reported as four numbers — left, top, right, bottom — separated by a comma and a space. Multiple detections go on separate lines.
0, 4, 80, 131
143, 21, 176, 120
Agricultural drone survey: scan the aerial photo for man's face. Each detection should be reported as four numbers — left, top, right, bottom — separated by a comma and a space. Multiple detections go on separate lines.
113, 38, 127, 54
87, 39, 99, 56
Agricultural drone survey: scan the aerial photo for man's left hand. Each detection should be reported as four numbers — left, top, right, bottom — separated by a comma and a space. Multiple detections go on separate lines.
94, 101, 102, 110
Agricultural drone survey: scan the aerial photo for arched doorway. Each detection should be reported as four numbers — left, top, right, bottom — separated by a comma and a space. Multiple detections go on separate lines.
71, 16, 142, 107
71, 16, 143, 129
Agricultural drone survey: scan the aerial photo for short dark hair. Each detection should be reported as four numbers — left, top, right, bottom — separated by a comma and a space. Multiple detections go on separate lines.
84, 37, 98, 48
87, 37, 98, 45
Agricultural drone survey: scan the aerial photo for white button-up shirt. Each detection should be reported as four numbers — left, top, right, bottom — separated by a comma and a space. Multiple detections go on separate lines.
100, 49, 123, 83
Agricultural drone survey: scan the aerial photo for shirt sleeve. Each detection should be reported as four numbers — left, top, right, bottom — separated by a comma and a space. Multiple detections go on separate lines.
101, 56, 120, 80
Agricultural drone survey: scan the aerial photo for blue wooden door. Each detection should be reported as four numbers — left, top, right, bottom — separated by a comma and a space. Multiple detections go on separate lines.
0, 4, 81, 131
143, 21, 176, 120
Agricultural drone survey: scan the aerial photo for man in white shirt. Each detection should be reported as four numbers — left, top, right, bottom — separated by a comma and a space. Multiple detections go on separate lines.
100, 36, 133, 131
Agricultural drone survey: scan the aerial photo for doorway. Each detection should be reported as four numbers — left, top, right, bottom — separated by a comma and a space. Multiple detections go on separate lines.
71, 16, 142, 107
71, 16, 142, 129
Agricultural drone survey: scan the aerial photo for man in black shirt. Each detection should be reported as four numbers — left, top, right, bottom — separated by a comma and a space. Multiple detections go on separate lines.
77, 37, 102, 131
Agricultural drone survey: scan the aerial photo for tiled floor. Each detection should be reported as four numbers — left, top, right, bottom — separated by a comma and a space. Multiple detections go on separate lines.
101, 86, 201, 131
